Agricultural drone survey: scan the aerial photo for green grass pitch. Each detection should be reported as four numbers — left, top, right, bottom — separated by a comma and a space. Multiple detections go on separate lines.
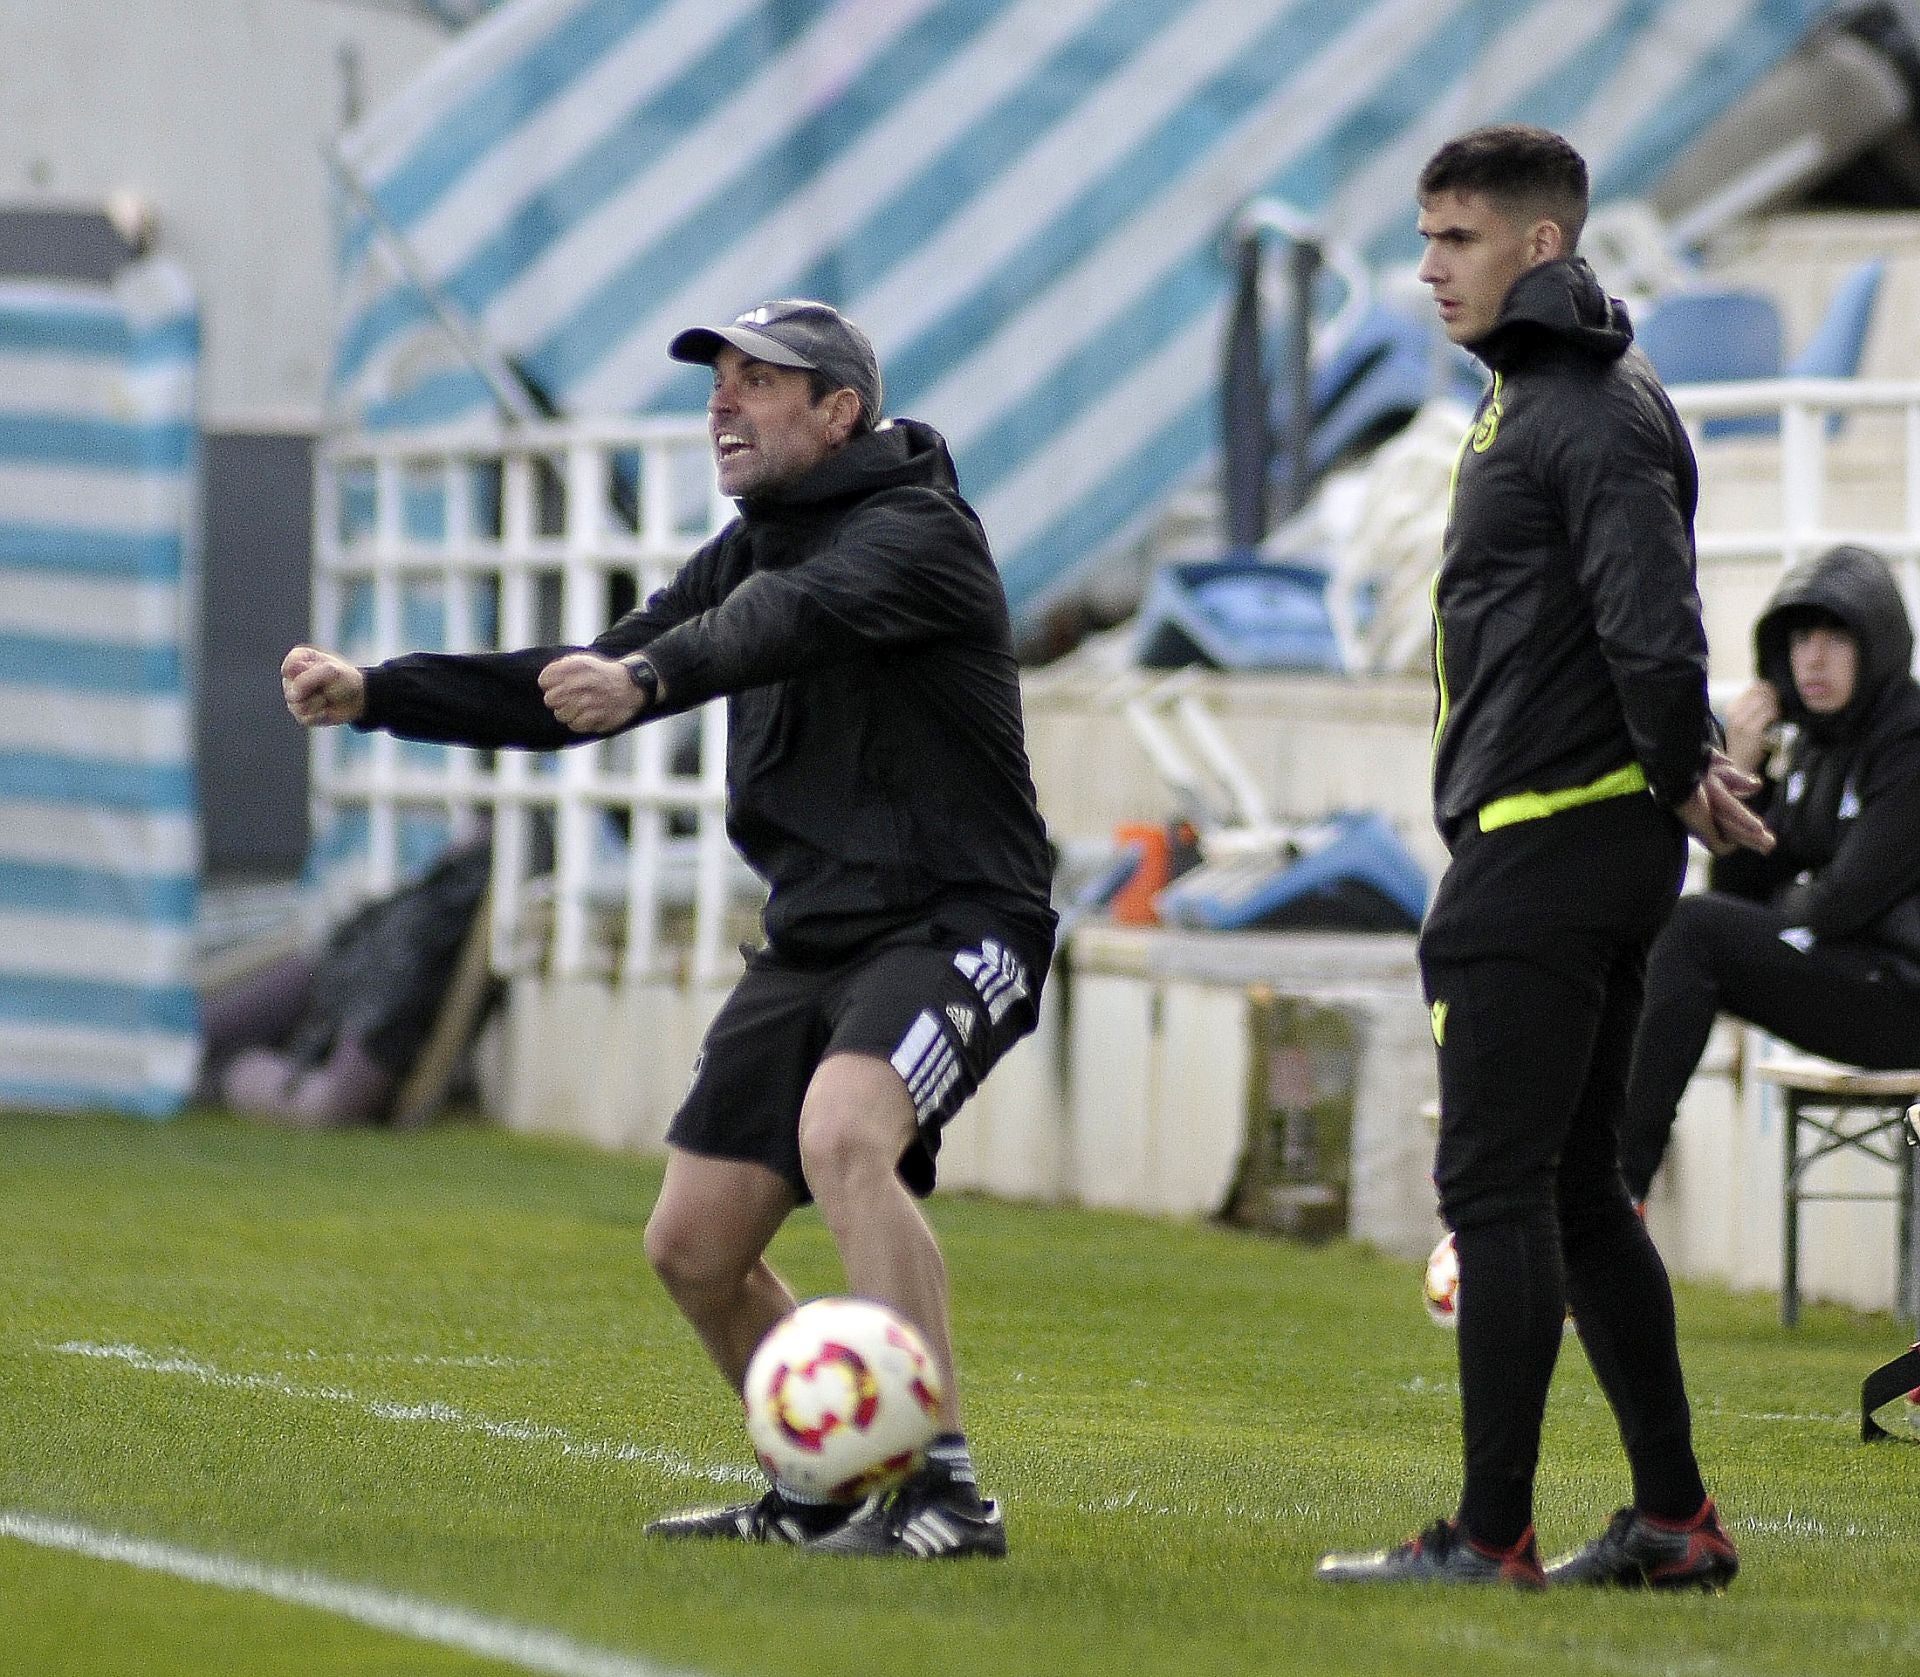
1, 1108, 1915, 1676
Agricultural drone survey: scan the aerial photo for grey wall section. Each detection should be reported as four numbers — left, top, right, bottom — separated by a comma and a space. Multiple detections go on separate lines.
0, 208, 138, 281
0, 0, 444, 431
198, 431, 314, 875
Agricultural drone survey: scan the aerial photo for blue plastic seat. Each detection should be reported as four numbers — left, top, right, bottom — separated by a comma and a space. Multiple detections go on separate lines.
1268, 301, 1444, 480
1734, 257, 1887, 439
1133, 551, 1342, 672
1634, 289, 1783, 386
1305, 307, 1436, 472
1154, 811, 1429, 933
1789, 256, 1883, 378
1638, 262, 1883, 439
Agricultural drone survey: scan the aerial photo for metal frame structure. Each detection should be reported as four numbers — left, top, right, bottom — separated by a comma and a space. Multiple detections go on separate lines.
1672, 377, 1920, 621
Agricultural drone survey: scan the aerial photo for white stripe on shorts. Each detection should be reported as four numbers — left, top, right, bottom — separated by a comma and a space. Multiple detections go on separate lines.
891, 1011, 941, 1082
920, 1056, 962, 1115
891, 1008, 959, 1121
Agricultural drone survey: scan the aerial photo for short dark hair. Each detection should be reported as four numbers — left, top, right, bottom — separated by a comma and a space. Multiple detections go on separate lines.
804, 366, 875, 435
1418, 124, 1589, 251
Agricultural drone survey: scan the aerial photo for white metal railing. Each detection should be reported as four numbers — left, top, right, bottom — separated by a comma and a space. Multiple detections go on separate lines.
308, 379, 1920, 987
310, 415, 746, 984
1670, 377, 1920, 638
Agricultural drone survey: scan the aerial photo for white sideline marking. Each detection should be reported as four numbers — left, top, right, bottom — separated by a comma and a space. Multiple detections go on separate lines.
51, 1342, 754, 1487
1726, 1407, 1854, 1427
0, 1511, 696, 1677
1740, 1510, 1891, 1540
285, 1349, 548, 1370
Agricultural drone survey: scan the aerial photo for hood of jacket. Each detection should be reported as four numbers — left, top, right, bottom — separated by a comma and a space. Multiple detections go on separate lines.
1756, 544, 1915, 741
1472, 257, 1634, 371
736, 416, 973, 531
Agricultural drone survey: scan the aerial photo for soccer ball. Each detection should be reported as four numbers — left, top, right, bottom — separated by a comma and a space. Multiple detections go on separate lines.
1422, 1231, 1460, 1327
743, 1297, 944, 1502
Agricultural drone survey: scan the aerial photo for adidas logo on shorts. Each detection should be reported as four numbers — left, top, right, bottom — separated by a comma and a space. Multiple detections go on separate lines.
888, 940, 1031, 1123
952, 939, 1029, 1025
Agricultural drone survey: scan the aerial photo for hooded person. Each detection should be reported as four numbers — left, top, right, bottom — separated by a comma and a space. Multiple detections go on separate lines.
1618, 543, 1920, 1201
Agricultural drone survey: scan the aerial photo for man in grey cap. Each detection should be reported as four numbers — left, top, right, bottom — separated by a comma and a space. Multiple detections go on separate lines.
666, 298, 886, 486
283, 298, 1056, 1560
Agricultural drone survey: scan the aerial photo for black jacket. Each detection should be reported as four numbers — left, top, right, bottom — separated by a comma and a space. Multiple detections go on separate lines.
1432, 258, 1712, 845
1711, 544, 1920, 982
358, 419, 1057, 966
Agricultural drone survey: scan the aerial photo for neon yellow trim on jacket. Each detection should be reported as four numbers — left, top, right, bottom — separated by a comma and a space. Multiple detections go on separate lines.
1430, 395, 1485, 763
1477, 762, 1649, 833
1469, 369, 1504, 453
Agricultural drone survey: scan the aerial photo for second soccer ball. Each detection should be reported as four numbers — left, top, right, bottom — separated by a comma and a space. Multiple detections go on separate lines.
1422, 1231, 1460, 1328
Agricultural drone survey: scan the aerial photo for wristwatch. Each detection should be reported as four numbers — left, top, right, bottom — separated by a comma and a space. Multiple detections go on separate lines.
621, 654, 660, 708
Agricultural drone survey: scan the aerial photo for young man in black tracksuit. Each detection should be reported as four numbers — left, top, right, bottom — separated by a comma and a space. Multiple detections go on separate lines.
284, 301, 1056, 1559
1318, 127, 1771, 1590
1621, 544, 1920, 1201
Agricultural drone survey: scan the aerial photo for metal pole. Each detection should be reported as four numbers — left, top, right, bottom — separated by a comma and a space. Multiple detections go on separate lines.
1220, 230, 1269, 549
327, 147, 544, 425
1783, 1091, 1802, 1327
1275, 236, 1321, 523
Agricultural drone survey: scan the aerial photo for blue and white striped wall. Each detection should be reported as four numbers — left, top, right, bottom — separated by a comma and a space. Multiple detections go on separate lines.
0, 261, 202, 1118
333, 0, 1836, 629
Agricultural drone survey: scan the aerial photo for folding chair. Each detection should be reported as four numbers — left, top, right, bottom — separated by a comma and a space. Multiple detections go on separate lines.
1753, 1056, 1920, 1327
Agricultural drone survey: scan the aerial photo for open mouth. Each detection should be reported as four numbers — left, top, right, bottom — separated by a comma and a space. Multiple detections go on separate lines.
715, 431, 752, 461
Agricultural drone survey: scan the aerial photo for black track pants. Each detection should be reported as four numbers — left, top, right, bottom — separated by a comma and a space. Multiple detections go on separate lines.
1421, 794, 1706, 1547
1619, 891, 1920, 1200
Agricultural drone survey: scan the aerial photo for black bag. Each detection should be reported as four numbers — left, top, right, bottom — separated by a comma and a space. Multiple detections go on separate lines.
285, 841, 493, 1076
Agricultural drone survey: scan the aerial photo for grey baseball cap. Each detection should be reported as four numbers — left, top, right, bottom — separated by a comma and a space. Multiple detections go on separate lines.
669, 299, 883, 428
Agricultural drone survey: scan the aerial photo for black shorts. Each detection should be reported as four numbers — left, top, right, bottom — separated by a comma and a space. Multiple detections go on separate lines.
666, 926, 1044, 1201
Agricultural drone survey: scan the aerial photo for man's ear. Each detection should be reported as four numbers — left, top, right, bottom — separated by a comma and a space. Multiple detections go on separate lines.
824, 388, 863, 446
1528, 217, 1567, 265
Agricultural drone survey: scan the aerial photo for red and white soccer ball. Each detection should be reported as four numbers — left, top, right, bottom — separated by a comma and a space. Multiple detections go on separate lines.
1422, 1231, 1460, 1328
743, 1297, 944, 1503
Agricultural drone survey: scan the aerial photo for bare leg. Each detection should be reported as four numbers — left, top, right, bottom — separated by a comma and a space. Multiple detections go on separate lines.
644, 1147, 800, 1392
798, 1051, 961, 1430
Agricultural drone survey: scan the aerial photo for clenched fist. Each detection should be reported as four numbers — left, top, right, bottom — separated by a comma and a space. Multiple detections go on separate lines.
539, 652, 653, 734
283, 645, 366, 727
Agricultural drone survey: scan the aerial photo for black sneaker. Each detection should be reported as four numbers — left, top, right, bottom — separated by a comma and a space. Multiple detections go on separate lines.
645, 1486, 851, 1545
1316, 1518, 1548, 1588
1546, 1500, 1739, 1592
806, 1468, 1008, 1559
